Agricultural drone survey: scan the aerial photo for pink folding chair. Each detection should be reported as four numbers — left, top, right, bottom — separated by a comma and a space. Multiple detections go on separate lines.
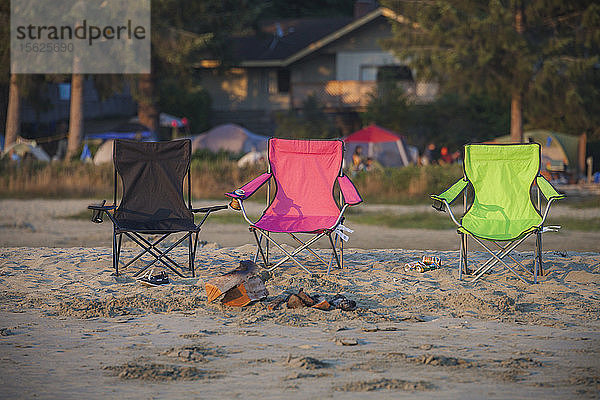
226, 138, 362, 274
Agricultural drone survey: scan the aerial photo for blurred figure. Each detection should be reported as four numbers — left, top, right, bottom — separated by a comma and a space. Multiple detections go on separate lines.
351, 146, 365, 174
440, 146, 453, 164
422, 143, 439, 165
452, 150, 462, 165
364, 157, 383, 172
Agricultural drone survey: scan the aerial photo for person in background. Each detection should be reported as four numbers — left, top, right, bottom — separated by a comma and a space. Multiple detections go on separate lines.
422, 143, 439, 165
452, 150, 462, 165
364, 157, 383, 172
351, 146, 365, 174
440, 146, 453, 164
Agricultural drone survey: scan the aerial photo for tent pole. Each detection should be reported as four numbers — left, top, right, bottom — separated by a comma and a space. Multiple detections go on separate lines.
396, 140, 409, 166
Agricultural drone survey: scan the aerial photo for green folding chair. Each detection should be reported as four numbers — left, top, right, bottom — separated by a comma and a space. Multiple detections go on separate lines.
431, 143, 565, 283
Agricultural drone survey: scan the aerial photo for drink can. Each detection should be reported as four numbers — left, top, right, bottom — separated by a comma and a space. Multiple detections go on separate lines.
422, 256, 442, 266
404, 262, 423, 272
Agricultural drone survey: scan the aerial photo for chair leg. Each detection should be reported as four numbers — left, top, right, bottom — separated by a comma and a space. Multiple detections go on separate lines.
328, 234, 342, 274
265, 232, 270, 266
251, 229, 269, 268
189, 231, 200, 278
112, 229, 119, 276
253, 233, 261, 264
116, 234, 122, 276
187, 232, 197, 277
535, 230, 543, 282
327, 234, 337, 276
340, 235, 344, 269
458, 233, 465, 281
463, 233, 468, 274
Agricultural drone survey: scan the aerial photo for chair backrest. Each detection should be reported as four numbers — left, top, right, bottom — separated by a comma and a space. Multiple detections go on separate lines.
266, 138, 343, 218
113, 139, 193, 224
464, 143, 541, 225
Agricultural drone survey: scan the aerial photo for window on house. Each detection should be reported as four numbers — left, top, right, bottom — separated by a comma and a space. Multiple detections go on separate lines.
277, 68, 290, 93
360, 66, 378, 81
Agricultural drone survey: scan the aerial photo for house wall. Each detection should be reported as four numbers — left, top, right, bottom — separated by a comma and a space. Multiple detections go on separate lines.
290, 54, 336, 84
336, 51, 401, 81
199, 68, 289, 112
323, 17, 405, 81
197, 13, 436, 133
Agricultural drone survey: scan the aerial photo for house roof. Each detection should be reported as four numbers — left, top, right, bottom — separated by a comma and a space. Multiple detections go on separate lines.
232, 17, 353, 63
198, 7, 407, 68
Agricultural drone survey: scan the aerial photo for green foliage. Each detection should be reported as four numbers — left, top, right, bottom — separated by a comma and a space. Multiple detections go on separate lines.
363, 88, 509, 149
274, 95, 337, 139
361, 86, 410, 134
381, 0, 600, 137
158, 78, 211, 133
256, 0, 355, 18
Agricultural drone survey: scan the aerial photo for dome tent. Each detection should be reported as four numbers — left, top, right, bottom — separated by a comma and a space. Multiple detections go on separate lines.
490, 130, 586, 176
191, 124, 269, 154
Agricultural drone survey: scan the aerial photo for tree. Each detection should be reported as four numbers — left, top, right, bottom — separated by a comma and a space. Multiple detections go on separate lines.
5, 74, 20, 148
275, 95, 337, 139
130, 0, 263, 139
66, 73, 84, 160
382, 0, 600, 141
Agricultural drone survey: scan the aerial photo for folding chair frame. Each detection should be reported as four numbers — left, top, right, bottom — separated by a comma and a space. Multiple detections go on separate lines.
89, 150, 227, 278
237, 173, 350, 276
227, 139, 361, 275
432, 145, 564, 284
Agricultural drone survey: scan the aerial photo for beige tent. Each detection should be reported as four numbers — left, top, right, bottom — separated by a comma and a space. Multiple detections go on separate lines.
93, 140, 114, 165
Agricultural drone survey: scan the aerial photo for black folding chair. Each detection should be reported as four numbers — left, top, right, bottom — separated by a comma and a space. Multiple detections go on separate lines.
88, 139, 227, 277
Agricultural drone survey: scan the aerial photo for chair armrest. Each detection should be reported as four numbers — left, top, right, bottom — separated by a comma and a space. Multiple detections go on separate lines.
88, 200, 116, 224
192, 205, 228, 213
536, 175, 566, 201
431, 178, 468, 211
337, 175, 362, 206
225, 172, 272, 200
87, 202, 117, 211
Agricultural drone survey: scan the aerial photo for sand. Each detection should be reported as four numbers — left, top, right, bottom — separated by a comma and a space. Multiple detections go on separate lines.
0, 199, 599, 398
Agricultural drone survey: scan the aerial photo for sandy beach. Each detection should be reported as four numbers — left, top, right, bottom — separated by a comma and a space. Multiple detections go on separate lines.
1, 199, 599, 398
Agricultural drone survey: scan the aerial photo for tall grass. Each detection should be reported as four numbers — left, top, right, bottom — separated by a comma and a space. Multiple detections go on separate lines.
0, 158, 463, 202
350, 164, 464, 203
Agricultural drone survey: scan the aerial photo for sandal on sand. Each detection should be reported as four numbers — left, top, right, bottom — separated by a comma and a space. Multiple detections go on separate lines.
287, 289, 329, 309
296, 288, 316, 306
137, 269, 170, 287
330, 294, 357, 311
311, 296, 332, 311
286, 294, 305, 309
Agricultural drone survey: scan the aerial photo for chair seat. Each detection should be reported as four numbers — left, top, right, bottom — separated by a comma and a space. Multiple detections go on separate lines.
460, 215, 542, 241
254, 214, 339, 233
115, 218, 197, 233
